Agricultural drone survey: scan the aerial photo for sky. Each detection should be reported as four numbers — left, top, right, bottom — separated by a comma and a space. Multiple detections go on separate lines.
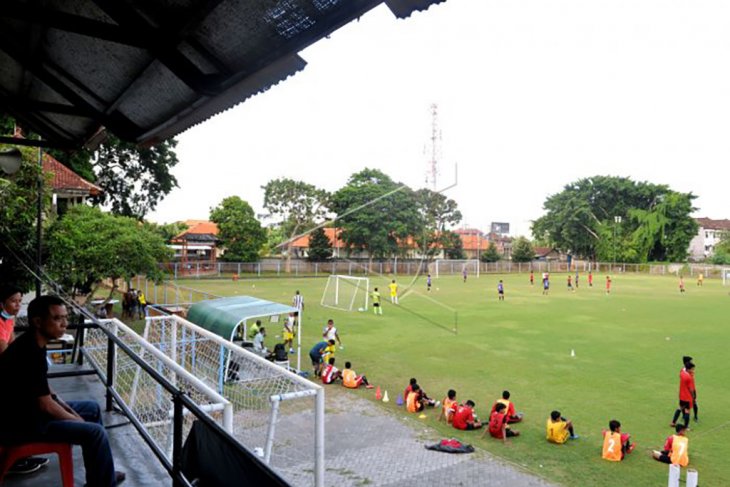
148, 0, 730, 237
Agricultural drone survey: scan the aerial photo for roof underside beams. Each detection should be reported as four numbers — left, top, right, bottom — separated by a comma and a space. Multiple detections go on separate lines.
0, 0, 446, 149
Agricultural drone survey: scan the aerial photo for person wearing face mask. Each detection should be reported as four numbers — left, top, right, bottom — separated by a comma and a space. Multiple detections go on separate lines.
0, 285, 23, 354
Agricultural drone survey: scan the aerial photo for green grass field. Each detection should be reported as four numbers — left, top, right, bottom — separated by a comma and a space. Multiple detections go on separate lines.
174, 272, 730, 486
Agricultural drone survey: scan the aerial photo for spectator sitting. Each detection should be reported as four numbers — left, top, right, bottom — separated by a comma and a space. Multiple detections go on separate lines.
0, 295, 126, 485
253, 326, 273, 360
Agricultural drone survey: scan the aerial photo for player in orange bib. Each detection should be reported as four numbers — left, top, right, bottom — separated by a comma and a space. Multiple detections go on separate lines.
490, 390, 524, 423
601, 420, 635, 461
436, 389, 458, 423
653, 424, 689, 466
341, 361, 374, 389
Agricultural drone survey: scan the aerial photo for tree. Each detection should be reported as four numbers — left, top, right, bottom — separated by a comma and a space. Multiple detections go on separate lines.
511, 237, 535, 262
480, 242, 501, 262
709, 233, 730, 265
532, 176, 697, 262
144, 221, 188, 243
45, 206, 171, 300
414, 189, 462, 258
261, 178, 328, 271
0, 145, 51, 290
209, 196, 266, 262
330, 169, 422, 261
307, 227, 333, 262
442, 230, 465, 259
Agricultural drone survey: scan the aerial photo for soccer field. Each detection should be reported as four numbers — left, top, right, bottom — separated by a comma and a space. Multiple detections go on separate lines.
175, 272, 730, 486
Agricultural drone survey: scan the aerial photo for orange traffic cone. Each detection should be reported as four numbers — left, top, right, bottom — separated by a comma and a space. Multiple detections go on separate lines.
375, 386, 382, 400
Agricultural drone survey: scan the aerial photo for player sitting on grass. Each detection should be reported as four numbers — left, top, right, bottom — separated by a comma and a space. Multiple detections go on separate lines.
406, 384, 440, 413
404, 378, 438, 408
653, 424, 689, 467
436, 389, 458, 423
546, 410, 578, 443
342, 362, 374, 389
602, 420, 635, 461
452, 400, 482, 430
485, 402, 519, 442
321, 357, 342, 384
491, 390, 523, 423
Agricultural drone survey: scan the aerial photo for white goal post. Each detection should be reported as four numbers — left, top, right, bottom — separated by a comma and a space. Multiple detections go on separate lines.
320, 275, 369, 311
432, 259, 480, 278
723, 268, 730, 285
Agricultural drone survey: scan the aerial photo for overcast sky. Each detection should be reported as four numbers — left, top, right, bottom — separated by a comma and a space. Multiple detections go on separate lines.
148, 0, 730, 237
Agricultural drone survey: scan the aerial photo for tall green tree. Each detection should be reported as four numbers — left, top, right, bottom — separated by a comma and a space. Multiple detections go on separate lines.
307, 227, 333, 262
210, 196, 266, 262
414, 189, 462, 258
0, 145, 51, 290
480, 241, 501, 262
442, 230, 466, 259
144, 221, 188, 243
261, 178, 328, 271
45, 206, 171, 299
532, 176, 697, 262
511, 237, 535, 262
330, 169, 421, 261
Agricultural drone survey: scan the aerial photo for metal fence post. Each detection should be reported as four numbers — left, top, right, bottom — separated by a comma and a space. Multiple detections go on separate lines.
172, 392, 184, 487
106, 334, 115, 412
258, 263, 261, 276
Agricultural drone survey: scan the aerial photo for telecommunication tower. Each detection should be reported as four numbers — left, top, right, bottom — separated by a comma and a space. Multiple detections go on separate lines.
425, 103, 441, 190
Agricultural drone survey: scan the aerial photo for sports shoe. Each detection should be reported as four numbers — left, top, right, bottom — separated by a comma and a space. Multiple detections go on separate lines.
434, 401, 441, 408
569, 435, 580, 440
627, 443, 636, 454
365, 384, 374, 389
8, 459, 42, 475
289, 348, 294, 354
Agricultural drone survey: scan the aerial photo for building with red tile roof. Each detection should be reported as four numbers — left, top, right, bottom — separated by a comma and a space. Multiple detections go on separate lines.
171, 220, 220, 263
42, 152, 102, 216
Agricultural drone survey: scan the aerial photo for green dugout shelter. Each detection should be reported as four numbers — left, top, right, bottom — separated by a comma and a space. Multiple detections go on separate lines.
187, 296, 297, 341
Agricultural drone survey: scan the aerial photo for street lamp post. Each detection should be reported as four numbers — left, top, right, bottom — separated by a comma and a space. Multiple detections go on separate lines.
613, 216, 622, 268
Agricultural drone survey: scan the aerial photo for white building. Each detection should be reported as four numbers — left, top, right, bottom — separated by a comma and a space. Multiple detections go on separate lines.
688, 218, 730, 260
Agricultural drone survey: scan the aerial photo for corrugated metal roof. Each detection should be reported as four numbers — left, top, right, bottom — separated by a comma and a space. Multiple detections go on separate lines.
0, 0, 447, 149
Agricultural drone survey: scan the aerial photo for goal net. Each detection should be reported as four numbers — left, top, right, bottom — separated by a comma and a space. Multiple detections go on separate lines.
320, 275, 369, 311
141, 315, 325, 487
432, 259, 480, 278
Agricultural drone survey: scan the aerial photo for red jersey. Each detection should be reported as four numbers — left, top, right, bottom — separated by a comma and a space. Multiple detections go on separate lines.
679, 369, 695, 406
321, 364, 339, 384
403, 385, 413, 403
490, 400, 515, 418
488, 411, 507, 438
452, 405, 475, 430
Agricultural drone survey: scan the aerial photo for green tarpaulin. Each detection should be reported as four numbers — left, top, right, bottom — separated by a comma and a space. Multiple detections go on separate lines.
187, 296, 298, 340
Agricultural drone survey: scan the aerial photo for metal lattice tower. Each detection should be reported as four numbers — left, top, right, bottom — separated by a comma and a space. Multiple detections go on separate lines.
425, 103, 441, 190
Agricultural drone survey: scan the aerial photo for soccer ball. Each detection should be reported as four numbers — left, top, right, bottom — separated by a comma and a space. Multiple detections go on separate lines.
358, 307, 365, 312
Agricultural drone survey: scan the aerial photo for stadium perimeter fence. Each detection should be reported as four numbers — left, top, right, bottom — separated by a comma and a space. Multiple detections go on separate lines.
151, 259, 729, 282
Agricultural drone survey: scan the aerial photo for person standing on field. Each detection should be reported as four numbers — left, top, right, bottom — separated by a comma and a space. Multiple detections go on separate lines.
388, 280, 399, 305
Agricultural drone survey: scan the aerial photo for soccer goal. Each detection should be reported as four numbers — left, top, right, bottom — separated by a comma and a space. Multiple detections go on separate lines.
723, 268, 730, 285
432, 259, 480, 278
320, 275, 369, 311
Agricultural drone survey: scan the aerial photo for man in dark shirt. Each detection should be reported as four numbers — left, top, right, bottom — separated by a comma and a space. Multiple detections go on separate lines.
0, 295, 124, 486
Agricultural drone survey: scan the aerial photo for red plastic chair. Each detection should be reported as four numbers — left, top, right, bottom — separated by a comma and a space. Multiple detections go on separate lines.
0, 442, 74, 486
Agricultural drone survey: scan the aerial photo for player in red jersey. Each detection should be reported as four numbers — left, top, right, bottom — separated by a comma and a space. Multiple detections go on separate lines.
670, 362, 695, 429
485, 402, 519, 443
452, 400, 482, 431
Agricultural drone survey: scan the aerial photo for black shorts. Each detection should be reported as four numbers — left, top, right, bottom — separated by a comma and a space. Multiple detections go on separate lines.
465, 423, 481, 430
506, 429, 517, 437
657, 453, 671, 464
679, 400, 691, 410
310, 354, 321, 366
374, 303, 380, 307
498, 290, 504, 295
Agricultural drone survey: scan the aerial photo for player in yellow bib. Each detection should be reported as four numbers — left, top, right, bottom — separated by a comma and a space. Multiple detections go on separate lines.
653, 424, 689, 466
388, 280, 398, 305
601, 420, 634, 461
546, 410, 578, 444
371, 288, 382, 315
436, 389, 458, 423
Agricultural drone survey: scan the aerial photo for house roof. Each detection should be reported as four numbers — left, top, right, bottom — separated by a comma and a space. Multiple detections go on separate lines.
0, 0, 446, 149
533, 247, 556, 257
173, 220, 219, 243
695, 218, 730, 231
291, 228, 341, 248
42, 152, 102, 196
